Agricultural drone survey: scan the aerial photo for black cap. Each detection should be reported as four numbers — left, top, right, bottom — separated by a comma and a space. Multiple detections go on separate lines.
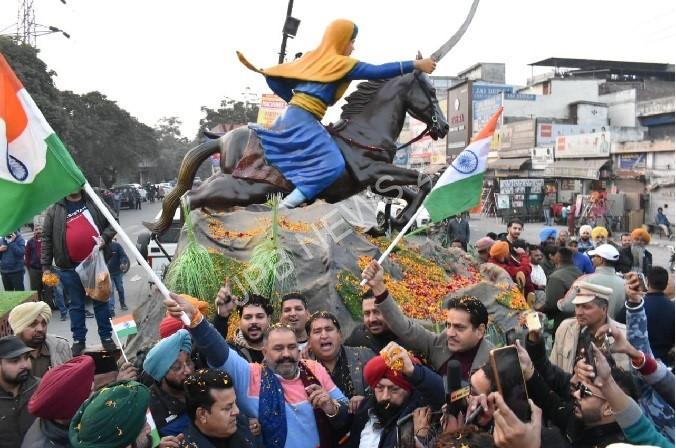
0, 336, 34, 359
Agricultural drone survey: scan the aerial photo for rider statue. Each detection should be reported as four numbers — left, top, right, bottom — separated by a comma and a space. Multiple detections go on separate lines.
237, 19, 436, 208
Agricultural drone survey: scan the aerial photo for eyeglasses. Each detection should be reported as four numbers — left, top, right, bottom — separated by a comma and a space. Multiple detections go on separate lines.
574, 382, 605, 400
169, 359, 195, 373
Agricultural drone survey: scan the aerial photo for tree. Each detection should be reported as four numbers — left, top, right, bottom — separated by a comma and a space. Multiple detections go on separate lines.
1, 36, 160, 186
154, 117, 191, 182
197, 99, 259, 137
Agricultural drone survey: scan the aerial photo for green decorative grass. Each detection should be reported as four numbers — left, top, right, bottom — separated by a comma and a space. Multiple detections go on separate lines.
166, 204, 220, 303
0, 291, 37, 317
335, 270, 364, 321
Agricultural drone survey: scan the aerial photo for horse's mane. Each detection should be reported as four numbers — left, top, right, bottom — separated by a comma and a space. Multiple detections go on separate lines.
340, 79, 389, 119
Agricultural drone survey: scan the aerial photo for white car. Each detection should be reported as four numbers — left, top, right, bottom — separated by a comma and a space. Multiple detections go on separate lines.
376, 199, 430, 231
136, 209, 181, 279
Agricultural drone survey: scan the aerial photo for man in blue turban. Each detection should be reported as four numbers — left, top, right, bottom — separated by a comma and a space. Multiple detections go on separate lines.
538, 227, 557, 248
143, 329, 194, 437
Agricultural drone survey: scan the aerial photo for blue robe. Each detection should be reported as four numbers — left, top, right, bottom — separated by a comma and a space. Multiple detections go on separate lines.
251, 61, 414, 200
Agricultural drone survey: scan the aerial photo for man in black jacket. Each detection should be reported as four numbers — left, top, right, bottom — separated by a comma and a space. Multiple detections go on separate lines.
522, 333, 640, 447
346, 342, 444, 448
446, 214, 470, 250
41, 189, 117, 356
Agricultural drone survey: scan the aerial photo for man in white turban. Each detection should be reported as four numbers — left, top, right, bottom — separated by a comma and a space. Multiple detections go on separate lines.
8, 302, 71, 377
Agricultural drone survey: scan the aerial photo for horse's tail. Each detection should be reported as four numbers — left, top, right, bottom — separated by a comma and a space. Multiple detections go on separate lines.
144, 138, 220, 234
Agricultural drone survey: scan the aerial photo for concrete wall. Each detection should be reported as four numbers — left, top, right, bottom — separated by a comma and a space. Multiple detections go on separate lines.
599, 89, 637, 127
575, 103, 609, 127
504, 79, 604, 121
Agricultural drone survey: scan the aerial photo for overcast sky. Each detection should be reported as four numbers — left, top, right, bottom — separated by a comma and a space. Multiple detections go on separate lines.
1, 0, 674, 137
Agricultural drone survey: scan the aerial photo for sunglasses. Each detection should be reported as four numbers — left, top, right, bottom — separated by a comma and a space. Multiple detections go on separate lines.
573, 382, 605, 400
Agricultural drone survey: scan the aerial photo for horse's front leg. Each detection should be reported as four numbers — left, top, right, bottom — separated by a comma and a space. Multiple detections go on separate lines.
368, 163, 434, 226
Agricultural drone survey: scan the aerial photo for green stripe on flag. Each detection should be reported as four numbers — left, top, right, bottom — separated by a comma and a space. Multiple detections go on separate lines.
115, 325, 138, 339
424, 173, 484, 223
0, 133, 85, 235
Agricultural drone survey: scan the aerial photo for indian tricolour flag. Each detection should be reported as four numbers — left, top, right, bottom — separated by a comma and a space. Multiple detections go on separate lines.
112, 314, 138, 339
423, 107, 503, 222
146, 410, 161, 447
0, 54, 85, 235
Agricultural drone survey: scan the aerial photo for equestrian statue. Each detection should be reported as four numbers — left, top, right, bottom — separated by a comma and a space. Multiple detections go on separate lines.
147, 0, 480, 234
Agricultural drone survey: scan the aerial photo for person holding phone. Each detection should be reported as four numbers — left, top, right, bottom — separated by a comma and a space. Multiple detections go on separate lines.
549, 282, 630, 374
517, 334, 640, 447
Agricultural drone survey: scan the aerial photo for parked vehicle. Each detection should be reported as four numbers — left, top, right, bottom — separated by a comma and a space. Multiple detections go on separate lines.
136, 208, 181, 280
375, 198, 430, 232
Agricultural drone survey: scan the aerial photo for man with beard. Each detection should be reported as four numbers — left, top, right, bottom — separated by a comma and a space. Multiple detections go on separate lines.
618, 228, 653, 276
0, 336, 39, 448
305, 311, 375, 414
164, 294, 349, 448
231, 295, 272, 363
345, 342, 444, 448
143, 329, 195, 437
8, 302, 71, 377
280, 293, 311, 351
620, 233, 632, 249
345, 290, 401, 353
159, 369, 259, 448
592, 226, 609, 248
69, 380, 152, 448
22, 355, 96, 448
578, 225, 594, 254
541, 244, 558, 278
556, 229, 570, 247
361, 260, 493, 382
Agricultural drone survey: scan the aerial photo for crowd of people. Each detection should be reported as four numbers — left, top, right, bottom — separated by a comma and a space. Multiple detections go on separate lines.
2, 202, 675, 447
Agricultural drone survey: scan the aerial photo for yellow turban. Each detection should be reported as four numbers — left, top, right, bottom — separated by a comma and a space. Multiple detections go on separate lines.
631, 228, 651, 244
591, 226, 608, 239
9, 302, 52, 334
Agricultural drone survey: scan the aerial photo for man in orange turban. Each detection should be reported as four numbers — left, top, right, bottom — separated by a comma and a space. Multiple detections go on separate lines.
488, 241, 534, 294
618, 228, 653, 276
238, 19, 437, 208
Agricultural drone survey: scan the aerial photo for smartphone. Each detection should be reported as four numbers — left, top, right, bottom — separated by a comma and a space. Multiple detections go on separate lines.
579, 328, 597, 376
637, 273, 648, 291
489, 346, 531, 422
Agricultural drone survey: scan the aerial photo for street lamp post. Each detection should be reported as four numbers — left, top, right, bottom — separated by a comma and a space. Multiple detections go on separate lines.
278, 0, 300, 64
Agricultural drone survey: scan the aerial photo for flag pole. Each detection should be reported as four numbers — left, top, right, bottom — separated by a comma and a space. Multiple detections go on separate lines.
83, 182, 190, 326
359, 207, 423, 286
109, 318, 129, 363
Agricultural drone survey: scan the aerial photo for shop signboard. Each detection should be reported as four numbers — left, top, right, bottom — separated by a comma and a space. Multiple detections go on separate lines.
536, 123, 599, 146
555, 132, 611, 159
446, 82, 471, 152
257, 93, 287, 128
499, 178, 544, 194
618, 153, 646, 170
472, 95, 502, 137
471, 83, 513, 101
531, 147, 554, 170
498, 119, 536, 155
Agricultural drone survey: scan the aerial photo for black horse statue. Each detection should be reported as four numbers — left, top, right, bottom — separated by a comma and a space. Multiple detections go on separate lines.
148, 0, 481, 234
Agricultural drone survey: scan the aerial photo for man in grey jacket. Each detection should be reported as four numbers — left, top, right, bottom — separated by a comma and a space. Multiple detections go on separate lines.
361, 260, 493, 383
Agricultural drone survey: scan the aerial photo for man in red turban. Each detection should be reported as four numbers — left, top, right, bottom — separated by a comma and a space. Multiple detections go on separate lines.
347, 342, 445, 448
23, 355, 95, 447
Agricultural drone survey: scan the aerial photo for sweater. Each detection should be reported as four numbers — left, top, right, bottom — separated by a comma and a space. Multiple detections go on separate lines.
190, 319, 349, 448
617, 292, 675, 364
